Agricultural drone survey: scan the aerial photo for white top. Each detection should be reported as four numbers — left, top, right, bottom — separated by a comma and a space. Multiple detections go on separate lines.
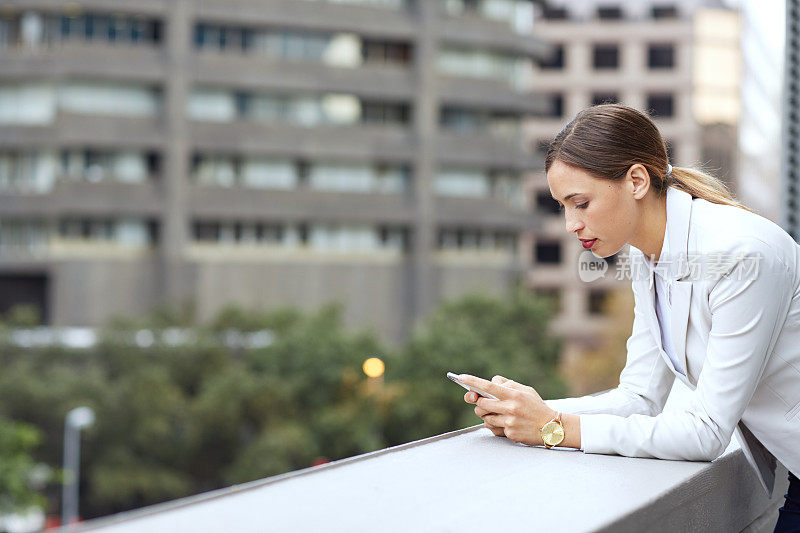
651, 224, 685, 376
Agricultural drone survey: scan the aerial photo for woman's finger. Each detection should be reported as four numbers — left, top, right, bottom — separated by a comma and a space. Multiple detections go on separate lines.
483, 413, 508, 428
484, 419, 505, 436
464, 391, 478, 404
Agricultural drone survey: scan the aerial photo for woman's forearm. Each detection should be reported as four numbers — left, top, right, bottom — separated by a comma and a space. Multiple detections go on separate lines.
561, 413, 582, 450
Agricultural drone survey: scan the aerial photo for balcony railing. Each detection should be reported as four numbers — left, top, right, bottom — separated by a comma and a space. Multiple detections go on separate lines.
71, 382, 788, 532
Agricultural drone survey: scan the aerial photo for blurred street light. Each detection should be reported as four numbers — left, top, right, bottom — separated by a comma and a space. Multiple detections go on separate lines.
62, 406, 95, 527
362, 357, 385, 378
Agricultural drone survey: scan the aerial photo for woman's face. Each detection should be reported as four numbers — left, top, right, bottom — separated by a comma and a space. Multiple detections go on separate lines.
546, 159, 639, 258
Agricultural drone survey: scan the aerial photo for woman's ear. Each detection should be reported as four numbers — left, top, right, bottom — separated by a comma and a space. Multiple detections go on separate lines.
628, 164, 651, 200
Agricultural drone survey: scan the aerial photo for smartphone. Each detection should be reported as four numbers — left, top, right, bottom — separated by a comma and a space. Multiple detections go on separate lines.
446, 372, 499, 400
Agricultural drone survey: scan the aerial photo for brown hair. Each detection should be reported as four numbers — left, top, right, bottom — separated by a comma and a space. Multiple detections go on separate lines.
545, 104, 750, 211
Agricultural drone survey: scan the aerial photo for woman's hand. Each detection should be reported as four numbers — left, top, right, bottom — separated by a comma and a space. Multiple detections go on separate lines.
461, 374, 557, 446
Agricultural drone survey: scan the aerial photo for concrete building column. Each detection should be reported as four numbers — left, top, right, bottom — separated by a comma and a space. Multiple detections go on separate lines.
160, 0, 192, 305
408, 1, 439, 332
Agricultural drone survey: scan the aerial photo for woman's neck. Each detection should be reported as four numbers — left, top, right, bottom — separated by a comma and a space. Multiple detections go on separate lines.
630, 193, 668, 262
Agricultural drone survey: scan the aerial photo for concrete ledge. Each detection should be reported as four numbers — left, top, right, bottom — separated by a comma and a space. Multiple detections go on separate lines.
69, 420, 788, 533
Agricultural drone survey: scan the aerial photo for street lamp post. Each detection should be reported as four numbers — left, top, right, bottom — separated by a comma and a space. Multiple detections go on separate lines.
62, 406, 95, 527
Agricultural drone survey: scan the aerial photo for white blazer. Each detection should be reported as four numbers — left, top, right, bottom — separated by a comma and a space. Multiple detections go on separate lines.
546, 186, 800, 497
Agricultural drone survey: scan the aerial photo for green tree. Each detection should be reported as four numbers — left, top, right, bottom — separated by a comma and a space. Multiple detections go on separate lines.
0, 417, 47, 514
384, 289, 566, 443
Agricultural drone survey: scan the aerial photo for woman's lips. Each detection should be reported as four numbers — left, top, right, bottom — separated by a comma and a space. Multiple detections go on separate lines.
580, 239, 597, 249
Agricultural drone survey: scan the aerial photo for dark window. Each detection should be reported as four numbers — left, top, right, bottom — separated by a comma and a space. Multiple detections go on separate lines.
362, 102, 410, 125
535, 240, 562, 264
535, 190, 561, 215
592, 92, 619, 106
597, 6, 623, 20
146, 152, 160, 176
648, 94, 675, 118
362, 39, 412, 65
588, 289, 609, 315
193, 221, 220, 241
545, 93, 564, 118
538, 44, 565, 70
542, 6, 569, 20
0, 274, 49, 325
593, 44, 619, 69
652, 5, 679, 19
648, 44, 675, 69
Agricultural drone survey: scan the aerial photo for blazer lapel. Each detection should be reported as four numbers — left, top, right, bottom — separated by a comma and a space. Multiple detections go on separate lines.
665, 186, 694, 381
669, 281, 692, 379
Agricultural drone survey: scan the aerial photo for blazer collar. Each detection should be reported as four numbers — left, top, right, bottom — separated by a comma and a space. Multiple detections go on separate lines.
635, 186, 693, 281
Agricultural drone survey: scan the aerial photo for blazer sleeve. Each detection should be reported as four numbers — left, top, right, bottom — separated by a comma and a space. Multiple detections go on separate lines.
545, 280, 675, 418
578, 242, 794, 461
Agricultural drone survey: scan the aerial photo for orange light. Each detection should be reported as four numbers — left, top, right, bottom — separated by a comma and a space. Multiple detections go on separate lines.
362, 357, 385, 378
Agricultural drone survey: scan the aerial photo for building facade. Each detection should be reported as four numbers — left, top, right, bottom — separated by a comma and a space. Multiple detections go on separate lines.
0, 0, 548, 344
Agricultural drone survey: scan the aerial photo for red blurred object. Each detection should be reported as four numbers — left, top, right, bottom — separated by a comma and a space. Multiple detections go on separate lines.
312, 456, 330, 466
44, 516, 61, 530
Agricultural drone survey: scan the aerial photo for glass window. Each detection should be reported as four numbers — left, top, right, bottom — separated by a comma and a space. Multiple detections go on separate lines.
593, 44, 619, 69
535, 190, 561, 215
648, 44, 675, 69
597, 6, 623, 19
588, 288, 609, 314
541, 5, 568, 20
546, 93, 564, 118
592, 92, 619, 106
435, 168, 489, 198
647, 93, 675, 118
534, 240, 561, 264
652, 5, 678, 19
241, 158, 296, 189
538, 43, 564, 70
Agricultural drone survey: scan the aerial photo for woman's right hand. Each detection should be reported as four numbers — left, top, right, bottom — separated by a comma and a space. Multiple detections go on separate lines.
464, 388, 505, 437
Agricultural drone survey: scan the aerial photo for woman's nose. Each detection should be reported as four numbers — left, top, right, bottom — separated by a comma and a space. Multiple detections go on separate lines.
565, 215, 584, 234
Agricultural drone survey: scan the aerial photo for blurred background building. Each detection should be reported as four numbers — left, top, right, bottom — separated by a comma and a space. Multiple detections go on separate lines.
0, 0, 768, 361
0, 0, 547, 344
523, 0, 744, 367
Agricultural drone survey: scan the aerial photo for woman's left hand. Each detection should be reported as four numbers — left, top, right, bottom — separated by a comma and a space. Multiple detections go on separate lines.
460, 374, 557, 446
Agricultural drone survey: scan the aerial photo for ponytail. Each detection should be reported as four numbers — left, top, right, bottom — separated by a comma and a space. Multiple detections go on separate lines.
669, 167, 752, 212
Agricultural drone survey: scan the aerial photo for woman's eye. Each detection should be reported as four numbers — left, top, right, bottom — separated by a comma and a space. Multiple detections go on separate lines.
577, 202, 588, 209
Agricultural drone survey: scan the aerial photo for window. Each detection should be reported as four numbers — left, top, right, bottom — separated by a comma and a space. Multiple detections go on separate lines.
541, 6, 568, 20
648, 44, 675, 69
538, 44, 564, 70
647, 94, 675, 118
597, 6, 623, 20
361, 102, 410, 125
588, 289, 609, 315
535, 190, 561, 215
545, 93, 564, 118
652, 5, 678, 19
593, 44, 619, 69
534, 240, 561, 264
362, 39, 411, 65
592, 92, 619, 106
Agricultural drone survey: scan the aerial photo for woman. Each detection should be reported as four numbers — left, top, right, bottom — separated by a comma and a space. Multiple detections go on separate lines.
460, 104, 800, 531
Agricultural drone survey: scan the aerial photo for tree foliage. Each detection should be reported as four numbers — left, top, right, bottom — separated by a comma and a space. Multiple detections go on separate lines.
0, 291, 565, 519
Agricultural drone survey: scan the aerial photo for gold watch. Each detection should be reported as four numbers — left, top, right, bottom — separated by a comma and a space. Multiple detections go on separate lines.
540, 412, 565, 448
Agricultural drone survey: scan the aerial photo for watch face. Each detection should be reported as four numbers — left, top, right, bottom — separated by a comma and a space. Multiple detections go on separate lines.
541, 421, 565, 447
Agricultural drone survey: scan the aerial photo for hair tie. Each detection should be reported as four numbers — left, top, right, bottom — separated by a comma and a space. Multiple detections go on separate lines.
666, 163, 673, 177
